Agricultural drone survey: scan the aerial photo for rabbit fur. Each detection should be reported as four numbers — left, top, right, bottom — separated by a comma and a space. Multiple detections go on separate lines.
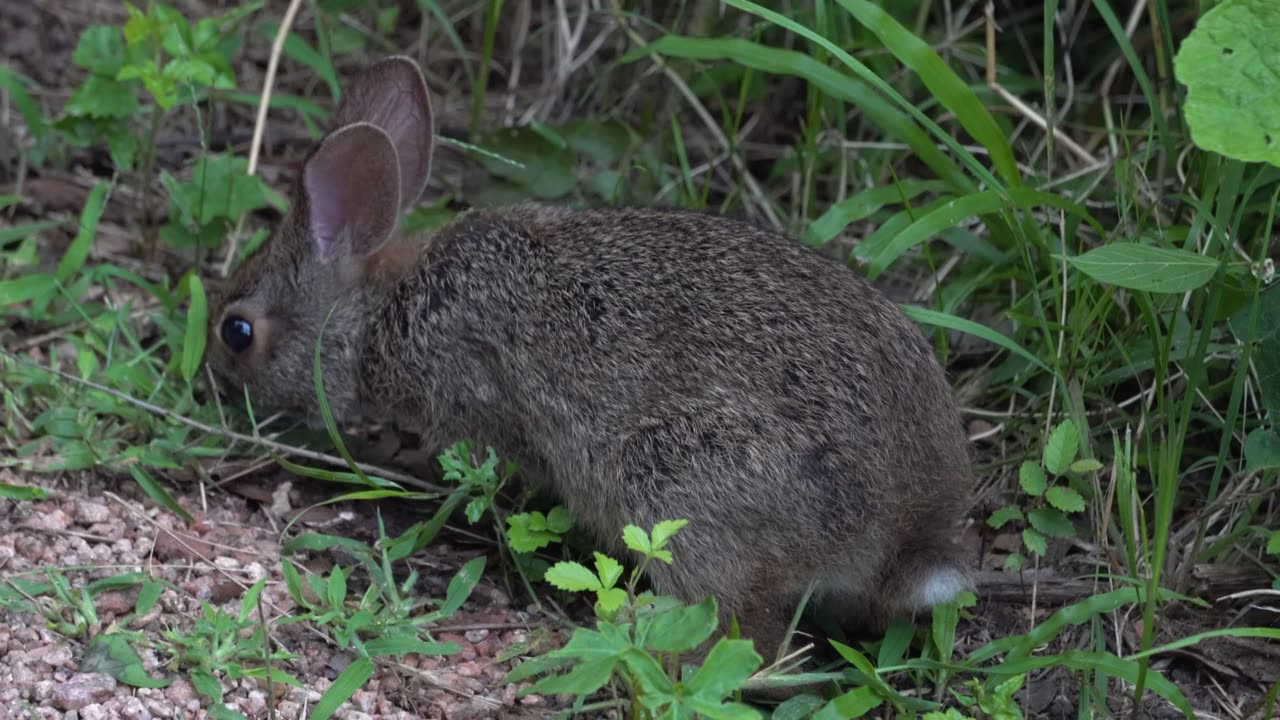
207, 56, 974, 665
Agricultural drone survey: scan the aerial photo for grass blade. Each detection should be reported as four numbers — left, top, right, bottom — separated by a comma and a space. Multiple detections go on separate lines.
836, 0, 1020, 186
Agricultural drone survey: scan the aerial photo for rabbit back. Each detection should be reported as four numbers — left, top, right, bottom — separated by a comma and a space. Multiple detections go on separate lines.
362, 203, 973, 646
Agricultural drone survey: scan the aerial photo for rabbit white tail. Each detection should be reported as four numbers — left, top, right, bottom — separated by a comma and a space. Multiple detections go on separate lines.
905, 566, 970, 610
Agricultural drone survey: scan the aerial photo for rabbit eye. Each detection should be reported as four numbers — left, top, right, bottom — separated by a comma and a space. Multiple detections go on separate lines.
221, 316, 254, 352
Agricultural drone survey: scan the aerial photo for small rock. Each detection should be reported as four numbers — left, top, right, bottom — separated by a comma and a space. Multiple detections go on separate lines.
96, 589, 139, 616
80, 703, 112, 720
50, 673, 117, 710
119, 696, 152, 720
40, 509, 72, 531
464, 629, 489, 643
163, 677, 196, 706
75, 502, 111, 525
213, 556, 241, 571
36, 643, 73, 669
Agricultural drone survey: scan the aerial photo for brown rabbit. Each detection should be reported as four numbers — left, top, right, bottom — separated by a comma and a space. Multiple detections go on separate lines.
207, 56, 973, 665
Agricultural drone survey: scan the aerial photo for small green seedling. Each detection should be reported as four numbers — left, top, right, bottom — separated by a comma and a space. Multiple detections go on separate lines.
988, 419, 1098, 571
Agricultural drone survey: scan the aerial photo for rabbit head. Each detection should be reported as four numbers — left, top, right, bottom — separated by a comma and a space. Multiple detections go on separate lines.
206, 57, 435, 424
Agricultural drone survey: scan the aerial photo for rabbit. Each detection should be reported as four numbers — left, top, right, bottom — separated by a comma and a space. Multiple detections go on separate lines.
206, 55, 974, 669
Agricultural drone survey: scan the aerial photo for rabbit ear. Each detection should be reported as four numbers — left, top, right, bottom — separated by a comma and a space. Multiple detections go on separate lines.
329, 55, 434, 212
303, 122, 401, 261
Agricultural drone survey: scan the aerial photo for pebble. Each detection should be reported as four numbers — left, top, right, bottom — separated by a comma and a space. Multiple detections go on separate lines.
50, 673, 116, 710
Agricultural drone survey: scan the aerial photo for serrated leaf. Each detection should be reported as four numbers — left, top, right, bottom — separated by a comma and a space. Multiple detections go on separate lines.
1046, 486, 1087, 514
1070, 458, 1104, 474
1066, 244, 1218, 294
1022, 529, 1048, 557
1018, 462, 1047, 496
622, 524, 650, 554
1043, 420, 1079, 476
1173, 0, 1280, 166
595, 587, 628, 615
73, 26, 128, 75
1003, 553, 1025, 572
65, 75, 139, 118
987, 505, 1024, 530
1028, 508, 1076, 538
651, 519, 689, 549
544, 562, 601, 592
593, 552, 624, 590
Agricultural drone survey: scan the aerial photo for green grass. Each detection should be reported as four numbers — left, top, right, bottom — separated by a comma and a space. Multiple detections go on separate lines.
2, 0, 1279, 718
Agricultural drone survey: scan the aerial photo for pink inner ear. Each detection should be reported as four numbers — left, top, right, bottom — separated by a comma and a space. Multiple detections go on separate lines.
304, 123, 401, 261
330, 57, 434, 212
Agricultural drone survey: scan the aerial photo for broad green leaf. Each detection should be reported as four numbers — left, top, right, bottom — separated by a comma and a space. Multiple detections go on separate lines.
837, 0, 1019, 186
1066, 244, 1218, 293
1173, 0, 1280, 166
544, 561, 601, 592
1043, 420, 1079, 475
1046, 486, 1087, 514
641, 596, 719, 653
181, 274, 207, 382
545, 505, 573, 533
1018, 462, 1047, 496
1267, 530, 1280, 555
772, 695, 828, 720
877, 616, 915, 667
683, 639, 762, 700
623, 524, 651, 553
1028, 508, 1075, 538
1244, 428, 1280, 474
81, 635, 170, 688
1022, 528, 1048, 556
900, 305, 1051, 373
310, 657, 373, 720
0, 274, 55, 306
813, 686, 884, 719
987, 505, 1024, 530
